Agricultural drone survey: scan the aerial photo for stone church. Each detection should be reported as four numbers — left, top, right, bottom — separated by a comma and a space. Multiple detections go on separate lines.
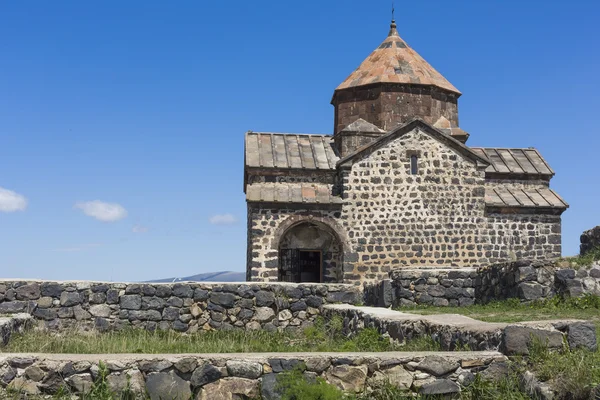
243, 20, 568, 285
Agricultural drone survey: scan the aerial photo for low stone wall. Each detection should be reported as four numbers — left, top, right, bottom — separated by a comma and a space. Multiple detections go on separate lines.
0, 314, 32, 346
323, 304, 597, 355
581, 225, 600, 255
478, 260, 600, 302
0, 351, 508, 398
0, 280, 361, 333
365, 268, 478, 308
366, 261, 600, 307
476, 260, 556, 302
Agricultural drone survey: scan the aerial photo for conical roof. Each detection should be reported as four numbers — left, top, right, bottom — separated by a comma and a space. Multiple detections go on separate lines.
335, 21, 460, 94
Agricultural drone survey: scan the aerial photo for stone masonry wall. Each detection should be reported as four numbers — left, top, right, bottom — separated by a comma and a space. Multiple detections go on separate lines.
333, 84, 459, 134
478, 260, 600, 302
0, 352, 507, 398
483, 213, 562, 264
246, 206, 343, 282
365, 269, 478, 308
340, 127, 488, 283
0, 280, 361, 333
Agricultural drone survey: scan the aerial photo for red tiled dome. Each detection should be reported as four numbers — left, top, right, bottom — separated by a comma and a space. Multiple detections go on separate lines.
336, 21, 460, 94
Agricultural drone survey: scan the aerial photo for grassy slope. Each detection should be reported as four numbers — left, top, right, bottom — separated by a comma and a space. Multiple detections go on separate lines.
0, 317, 444, 354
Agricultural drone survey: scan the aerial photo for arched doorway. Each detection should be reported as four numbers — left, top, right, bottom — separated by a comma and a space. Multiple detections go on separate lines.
278, 222, 342, 283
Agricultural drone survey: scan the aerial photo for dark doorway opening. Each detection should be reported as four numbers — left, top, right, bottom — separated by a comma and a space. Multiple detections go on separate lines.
279, 249, 322, 283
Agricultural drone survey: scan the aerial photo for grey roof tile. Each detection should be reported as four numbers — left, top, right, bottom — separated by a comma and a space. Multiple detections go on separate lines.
486, 186, 568, 209
245, 132, 339, 170
471, 147, 555, 176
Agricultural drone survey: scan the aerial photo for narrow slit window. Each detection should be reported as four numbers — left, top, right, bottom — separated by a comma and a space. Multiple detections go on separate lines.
410, 155, 418, 175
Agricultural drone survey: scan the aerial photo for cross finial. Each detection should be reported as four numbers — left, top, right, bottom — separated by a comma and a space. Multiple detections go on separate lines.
388, 1, 398, 36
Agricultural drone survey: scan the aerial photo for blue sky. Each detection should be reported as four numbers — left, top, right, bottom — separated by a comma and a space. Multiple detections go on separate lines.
1, 1, 598, 281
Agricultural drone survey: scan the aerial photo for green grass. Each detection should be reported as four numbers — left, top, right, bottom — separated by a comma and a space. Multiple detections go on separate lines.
399, 295, 600, 325
523, 337, 600, 400
0, 316, 443, 354
561, 246, 600, 268
275, 368, 531, 400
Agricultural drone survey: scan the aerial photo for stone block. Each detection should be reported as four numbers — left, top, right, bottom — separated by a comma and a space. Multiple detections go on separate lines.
517, 283, 544, 301
502, 325, 564, 355
567, 321, 597, 351
145, 372, 191, 400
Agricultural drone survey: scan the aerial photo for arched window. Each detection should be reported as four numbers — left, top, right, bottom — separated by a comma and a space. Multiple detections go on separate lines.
410, 155, 418, 175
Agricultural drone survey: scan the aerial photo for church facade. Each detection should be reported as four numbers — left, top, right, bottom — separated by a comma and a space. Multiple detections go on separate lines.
243, 21, 568, 285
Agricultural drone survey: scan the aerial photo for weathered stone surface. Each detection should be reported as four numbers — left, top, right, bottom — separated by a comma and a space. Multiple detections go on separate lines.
198, 377, 260, 400
261, 373, 284, 400
172, 284, 193, 298
0, 301, 27, 313
502, 325, 564, 355
210, 292, 236, 308
8, 377, 40, 395
226, 360, 262, 379
567, 321, 598, 351
120, 295, 142, 310
480, 361, 510, 382
9, 357, 36, 368
420, 379, 460, 395
174, 357, 198, 374
107, 370, 145, 394
41, 283, 64, 297
269, 358, 304, 373
73, 305, 92, 320
0, 366, 16, 385
191, 363, 222, 387
33, 308, 58, 320
16, 284, 40, 300
518, 283, 544, 301
581, 225, 600, 256
89, 304, 111, 318
146, 372, 191, 400
66, 373, 93, 393
417, 355, 459, 376
60, 291, 81, 307
25, 366, 45, 382
254, 307, 275, 322
326, 365, 368, 393
369, 365, 413, 390
138, 359, 173, 372
305, 357, 331, 373
255, 290, 275, 307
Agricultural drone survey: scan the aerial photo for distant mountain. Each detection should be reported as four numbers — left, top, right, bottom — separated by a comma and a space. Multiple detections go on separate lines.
148, 271, 246, 283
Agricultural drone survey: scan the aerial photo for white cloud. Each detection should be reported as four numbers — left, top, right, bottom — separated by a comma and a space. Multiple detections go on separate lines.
0, 187, 28, 212
75, 200, 128, 222
132, 224, 149, 233
209, 213, 237, 225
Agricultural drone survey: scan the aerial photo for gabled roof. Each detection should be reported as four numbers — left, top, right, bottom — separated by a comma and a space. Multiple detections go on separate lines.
335, 21, 460, 94
337, 119, 490, 169
246, 183, 342, 205
245, 132, 339, 170
340, 118, 386, 133
471, 148, 554, 177
486, 186, 568, 210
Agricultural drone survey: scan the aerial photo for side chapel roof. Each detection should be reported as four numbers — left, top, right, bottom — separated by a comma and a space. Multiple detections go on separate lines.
486, 186, 568, 210
471, 148, 554, 177
245, 132, 339, 170
335, 21, 460, 94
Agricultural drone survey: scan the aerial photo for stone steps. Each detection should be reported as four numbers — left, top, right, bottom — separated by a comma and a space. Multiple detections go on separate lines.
323, 304, 597, 355
0, 351, 507, 398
